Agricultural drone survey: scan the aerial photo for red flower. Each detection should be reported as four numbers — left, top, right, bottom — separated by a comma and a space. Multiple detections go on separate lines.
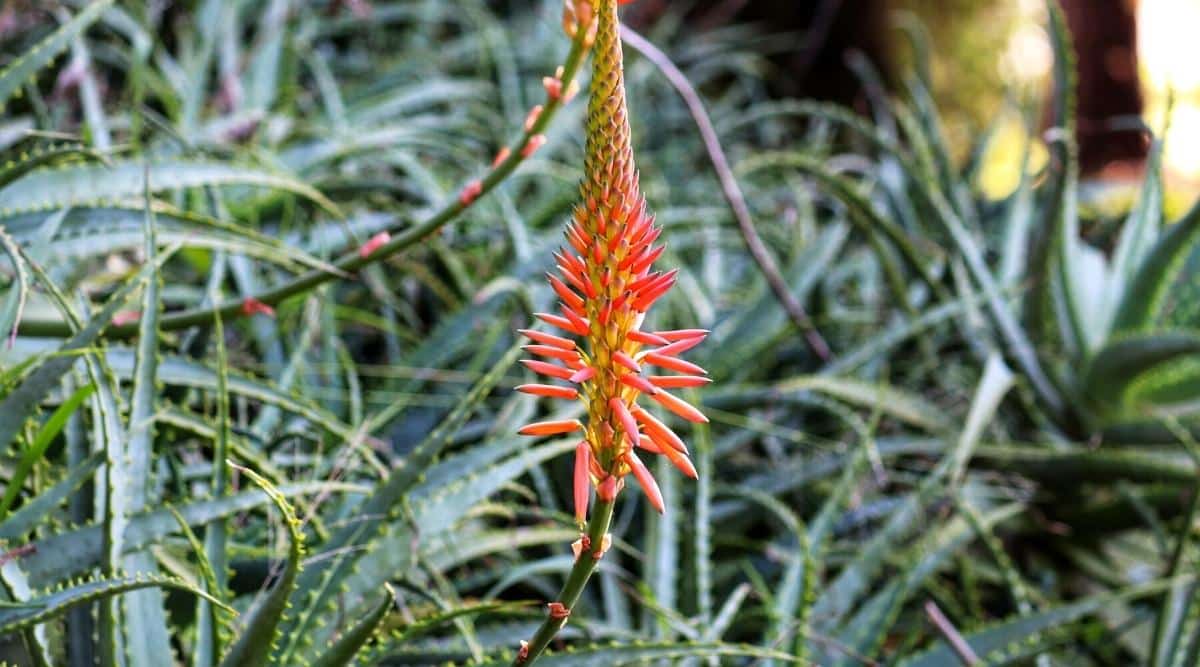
517, 0, 706, 522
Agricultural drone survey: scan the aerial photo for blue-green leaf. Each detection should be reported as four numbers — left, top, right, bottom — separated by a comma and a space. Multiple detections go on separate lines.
0, 0, 115, 110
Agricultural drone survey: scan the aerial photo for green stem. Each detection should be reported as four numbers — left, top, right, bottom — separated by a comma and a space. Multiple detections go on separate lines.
16, 31, 591, 340
516, 497, 616, 666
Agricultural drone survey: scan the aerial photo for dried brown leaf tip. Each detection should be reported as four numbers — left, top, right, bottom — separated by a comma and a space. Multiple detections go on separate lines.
518, 0, 705, 522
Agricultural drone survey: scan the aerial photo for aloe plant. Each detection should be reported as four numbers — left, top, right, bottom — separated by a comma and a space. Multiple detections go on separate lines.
0, 1, 602, 663
1019, 5, 1200, 442
764, 3, 1200, 442
0, 0, 1197, 665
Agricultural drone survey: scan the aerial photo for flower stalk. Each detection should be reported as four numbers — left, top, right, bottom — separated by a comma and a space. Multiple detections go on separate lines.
514, 497, 615, 664
513, 0, 707, 663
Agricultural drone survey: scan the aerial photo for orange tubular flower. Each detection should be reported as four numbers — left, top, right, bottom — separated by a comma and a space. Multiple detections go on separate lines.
517, 0, 707, 522
514, 3, 693, 663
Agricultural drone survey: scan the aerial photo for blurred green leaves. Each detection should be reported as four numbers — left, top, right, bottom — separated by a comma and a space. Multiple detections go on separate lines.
0, 0, 1196, 665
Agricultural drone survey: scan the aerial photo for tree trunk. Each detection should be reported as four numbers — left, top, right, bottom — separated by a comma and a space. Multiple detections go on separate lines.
1059, 0, 1146, 180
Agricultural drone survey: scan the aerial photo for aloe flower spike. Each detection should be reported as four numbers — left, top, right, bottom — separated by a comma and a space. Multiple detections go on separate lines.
512, 0, 709, 663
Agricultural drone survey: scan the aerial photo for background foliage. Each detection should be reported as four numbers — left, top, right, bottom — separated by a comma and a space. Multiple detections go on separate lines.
0, 0, 1198, 665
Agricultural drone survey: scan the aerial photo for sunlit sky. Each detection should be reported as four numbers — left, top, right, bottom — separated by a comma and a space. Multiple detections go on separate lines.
1139, 0, 1200, 185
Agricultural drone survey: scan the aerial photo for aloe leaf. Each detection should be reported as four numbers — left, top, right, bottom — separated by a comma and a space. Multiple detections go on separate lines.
1024, 0, 1077, 321
754, 422, 876, 661
229, 252, 288, 410
0, 450, 103, 541
1113, 199, 1200, 333
324, 439, 577, 659
2, 204, 336, 273
0, 573, 232, 636
243, 0, 289, 112
0, 347, 44, 393
0, 0, 115, 110
1128, 359, 1200, 417
925, 162, 1068, 422
0, 523, 55, 664
176, 0, 223, 134
803, 479, 939, 637
58, 375, 91, 667
0, 382, 94, 521
351, 602, 546, 665
156, 407, 284, 486
397, 600, 536, 642
827, 298, 971, 375
217, 463, 305, 667
949, 355, 1015, 485
811, 355, 1011, 643
0, 227, 29, 346
719, 100, 903, 160
719, 486, 806, 663
471, 642, 803, 666
645, 450, 680, 635
87, 343, 128, 666
100, 349, 355, 442
19, 479, 354, 587
998, 110, 1037, 288
350, 78, 489, 126
411, 437, 576, 547
0, 142, 108, 190
293, 409, 576, 651
782, 86, 1064, 422
1082, 330, 1200, 413
165, 502, 227, 619
68, 28, 108, 150
483, 556, 605, 601
305, 50, 346, 129
737, 152, 945, 299
245, 292, 321, 438
309, 585, 395, 667
1111, 137, 1165, 294
707, 584, 752, 644
1151, 484, 1200, 666
0, 240, 173, 454
424, 526, 580, 573
1039, 0, 1091, 358
973, 444, 1196, 485
22, 251, 138, 666
901, 577, 1188, 667
898, 75, 976, 232
767, 375, 952, 433
1068, 243, 1112, 354
727, 96, 1066, 419
834, 503, 1024, 664
1174, 613, 1200, 667
0, 160, 339, 216
193, 303, 233, 667
122, 182, 173, 666
273, 342, 522, 664
705, 223, 846, 380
